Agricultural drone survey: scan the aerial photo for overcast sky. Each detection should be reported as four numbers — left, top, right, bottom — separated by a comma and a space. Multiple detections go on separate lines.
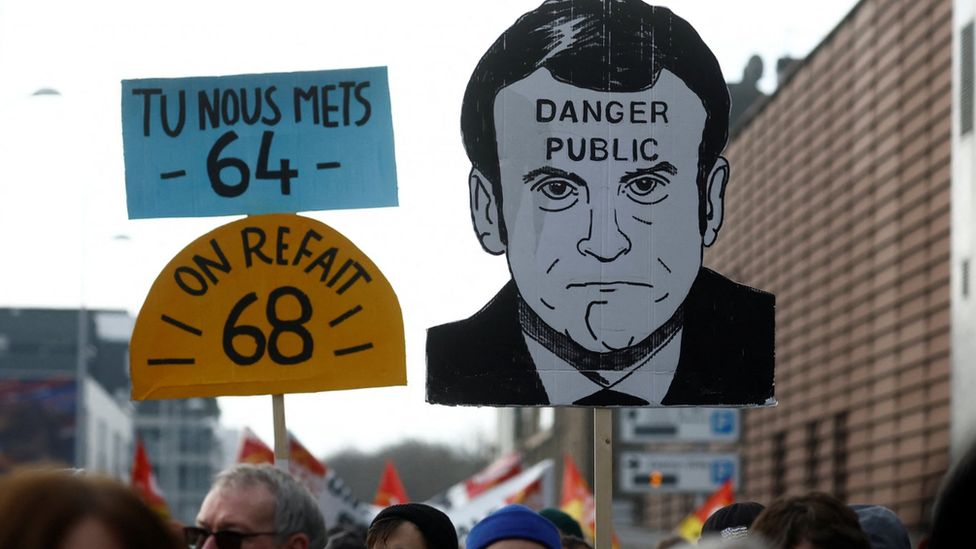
0, 0, 857, 458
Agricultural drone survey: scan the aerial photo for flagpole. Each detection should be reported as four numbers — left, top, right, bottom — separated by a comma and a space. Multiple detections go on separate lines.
272, 394, 289, 472
593, 408, 612, 549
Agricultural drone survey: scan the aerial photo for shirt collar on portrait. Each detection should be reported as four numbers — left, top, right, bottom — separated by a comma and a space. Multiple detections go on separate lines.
516, 292, 684, 374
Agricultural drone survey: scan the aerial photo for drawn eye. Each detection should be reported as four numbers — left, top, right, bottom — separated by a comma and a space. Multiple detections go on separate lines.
531, 177, 580, 211
623, 176, 669, 205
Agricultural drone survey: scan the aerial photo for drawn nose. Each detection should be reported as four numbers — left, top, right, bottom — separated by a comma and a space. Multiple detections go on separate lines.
576, 207, 631, 262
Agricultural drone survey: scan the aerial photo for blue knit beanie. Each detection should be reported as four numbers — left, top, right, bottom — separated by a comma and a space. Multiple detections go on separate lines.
466, 505, 561, 549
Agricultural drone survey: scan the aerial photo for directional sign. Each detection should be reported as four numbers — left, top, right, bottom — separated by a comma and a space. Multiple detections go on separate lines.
129, 214, 405, 399
620, 409, 740, 443
619, 452, 739, 494
122, 67, 397, 219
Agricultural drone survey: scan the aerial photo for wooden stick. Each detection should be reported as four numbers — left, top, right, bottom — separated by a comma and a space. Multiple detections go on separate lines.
594, 408, 613, 549
272, 394, 289, 471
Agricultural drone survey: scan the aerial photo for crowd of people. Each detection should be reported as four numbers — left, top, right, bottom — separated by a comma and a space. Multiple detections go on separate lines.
0, 441, 972, 549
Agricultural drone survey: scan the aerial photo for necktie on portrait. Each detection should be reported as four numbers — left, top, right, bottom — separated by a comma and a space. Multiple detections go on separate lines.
573, 388, 649, 406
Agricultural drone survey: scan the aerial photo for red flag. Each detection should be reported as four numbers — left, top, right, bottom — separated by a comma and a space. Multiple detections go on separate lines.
374, 460, 409, 507
466, 452, 523, 499
236, 427, 275, 465
288, 432, 328, 496
130, 439, 171, 520
559, 453, 594, 525
289, 432, 328, 477
559, 453, 619, 548
505, 477, 543, 508
675, 479, 735, 541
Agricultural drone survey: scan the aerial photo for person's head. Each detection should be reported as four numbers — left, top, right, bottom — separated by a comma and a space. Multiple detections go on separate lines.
538, 508, 584, 539
654, 535, 689, 549
0, 468, 182, 549
701, 502, 765, 540
750, 492, 870, 549
326, 526, 367, 549
695, 535, 771, 549
926, 438, 976, 548
366, 503, 458, 549
466, 504, 561, 549
193, 464, 326, 549
461, 0, 731, 353
849, 505, 909, 549
559, 534, 593, 549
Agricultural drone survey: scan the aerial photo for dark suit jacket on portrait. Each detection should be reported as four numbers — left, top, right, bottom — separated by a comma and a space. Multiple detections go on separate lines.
426, 268, 774, 406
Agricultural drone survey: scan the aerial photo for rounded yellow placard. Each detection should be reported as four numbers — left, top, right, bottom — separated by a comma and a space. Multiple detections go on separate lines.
130, 213, 405, 399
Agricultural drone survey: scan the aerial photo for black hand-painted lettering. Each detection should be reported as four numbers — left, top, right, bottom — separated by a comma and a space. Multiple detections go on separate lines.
263, 86, 281, 126
132, 88, 162, 136
255, 131, 298, 194
241, 227, 272, 267
354, 81, 371, 126
321, 85, 339, 128
265, 286, 313, 365
294, 86, 319, 124
339, 81, 356, 126
160, 90, 186, 137
223, 292, 265, 366
207, 131, 250, 197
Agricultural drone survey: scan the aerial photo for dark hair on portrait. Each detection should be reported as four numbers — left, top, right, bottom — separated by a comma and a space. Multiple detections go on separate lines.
461, 0, 731, 242
750, 492, 870, 549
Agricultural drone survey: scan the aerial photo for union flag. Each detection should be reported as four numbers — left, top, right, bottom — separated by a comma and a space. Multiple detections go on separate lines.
130, 438, 171, 520
559, 453, 619, 548
675, 479, 734, 541
374, 460, 409, 507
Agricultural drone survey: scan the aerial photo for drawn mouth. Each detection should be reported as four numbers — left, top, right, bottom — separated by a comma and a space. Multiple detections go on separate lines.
565, 281, 654, 290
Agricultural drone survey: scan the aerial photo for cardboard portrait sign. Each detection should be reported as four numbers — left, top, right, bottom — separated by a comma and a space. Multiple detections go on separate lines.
426, 0, 775, 406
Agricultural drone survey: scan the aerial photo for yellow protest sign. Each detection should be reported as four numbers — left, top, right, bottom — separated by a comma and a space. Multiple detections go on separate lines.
130, 213, 405, 399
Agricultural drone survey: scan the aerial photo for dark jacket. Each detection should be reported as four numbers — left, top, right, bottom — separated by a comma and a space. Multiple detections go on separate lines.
426, 268, 774, 406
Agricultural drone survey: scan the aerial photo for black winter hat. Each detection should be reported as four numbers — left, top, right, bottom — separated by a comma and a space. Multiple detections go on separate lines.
701, 501, 765, 539
370, 503, 458, 549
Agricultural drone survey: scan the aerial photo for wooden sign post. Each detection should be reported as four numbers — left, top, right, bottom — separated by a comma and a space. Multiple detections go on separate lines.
594, 409, 613, 549
273, 394, 289, 471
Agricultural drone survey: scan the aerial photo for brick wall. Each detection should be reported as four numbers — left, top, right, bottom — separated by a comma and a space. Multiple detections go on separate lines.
645, 0, 952, 531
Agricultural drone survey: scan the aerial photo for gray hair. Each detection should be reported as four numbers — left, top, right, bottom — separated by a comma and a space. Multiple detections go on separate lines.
696, 534, 772, 549
214, 464, 327, 549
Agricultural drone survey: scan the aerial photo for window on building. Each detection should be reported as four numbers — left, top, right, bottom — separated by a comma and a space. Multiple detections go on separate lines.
833, 412, 849, 501
773, 431, 787, 497
113, 432, 122, 477
537, 408, 554, 432
963, 259, 970, 298
962, 21, 974, 136
805, 421, 819, 489
96, 420, 108, 472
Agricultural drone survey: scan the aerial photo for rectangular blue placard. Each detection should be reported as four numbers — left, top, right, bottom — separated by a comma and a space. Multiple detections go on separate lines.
122, 67, 397, 219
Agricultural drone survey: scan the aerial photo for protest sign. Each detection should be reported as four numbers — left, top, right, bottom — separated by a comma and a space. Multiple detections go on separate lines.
122, 67, 397, 219
426, 0, 775, 408
130, 213, 404, 399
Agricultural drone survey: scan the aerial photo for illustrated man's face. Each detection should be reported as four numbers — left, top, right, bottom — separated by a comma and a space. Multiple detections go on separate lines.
471, 68, 728, 352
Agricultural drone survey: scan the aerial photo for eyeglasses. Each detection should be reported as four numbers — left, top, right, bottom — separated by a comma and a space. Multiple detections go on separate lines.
183, 526, 278, 549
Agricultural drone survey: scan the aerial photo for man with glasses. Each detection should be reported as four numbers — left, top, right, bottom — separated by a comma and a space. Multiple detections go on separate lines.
188, 463, 327, 549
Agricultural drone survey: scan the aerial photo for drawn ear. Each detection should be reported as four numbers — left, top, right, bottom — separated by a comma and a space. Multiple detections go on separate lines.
469, 168, 506, 255
702, 156, 729, 247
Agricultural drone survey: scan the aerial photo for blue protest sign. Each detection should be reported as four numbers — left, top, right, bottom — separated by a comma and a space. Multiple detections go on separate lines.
122, 67, 397, 219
